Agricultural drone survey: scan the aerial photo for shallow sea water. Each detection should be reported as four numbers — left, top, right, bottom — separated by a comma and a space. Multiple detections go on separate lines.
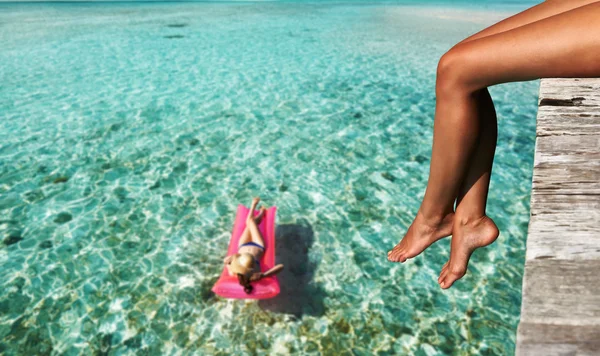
0, 1, 540, 355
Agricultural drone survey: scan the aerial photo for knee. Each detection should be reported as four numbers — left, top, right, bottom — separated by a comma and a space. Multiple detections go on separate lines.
436, 45, 477, 96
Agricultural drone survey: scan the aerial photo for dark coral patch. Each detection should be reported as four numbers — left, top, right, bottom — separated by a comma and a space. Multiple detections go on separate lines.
167, 24, 187, 28
39, 240, 53, 249
53, 176, 69, 184
54, 212, 73, 224
3, 234, 23, 246
381, 172, 396, 182
164, 35, 185, 39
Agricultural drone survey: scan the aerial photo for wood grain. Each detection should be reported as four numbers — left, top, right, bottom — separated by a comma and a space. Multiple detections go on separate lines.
516, 78, 600, 355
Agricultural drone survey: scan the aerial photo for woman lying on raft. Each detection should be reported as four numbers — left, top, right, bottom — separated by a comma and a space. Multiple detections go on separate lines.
387, 0, 600, 288
224, 197, 284, 294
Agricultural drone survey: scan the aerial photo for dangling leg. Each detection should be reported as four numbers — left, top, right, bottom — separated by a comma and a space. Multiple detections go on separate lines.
438, 88, 499, 288
431, 2, 600, 287
387, 0, 600, 264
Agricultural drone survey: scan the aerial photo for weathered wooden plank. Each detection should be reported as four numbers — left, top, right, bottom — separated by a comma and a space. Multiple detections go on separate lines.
531, 165, 600, 194
517, 331, 600, 356
539, 78, 600, 108
535, 134, 600, 162
537, 78, 600, 137
520, 260, 600, 324
518, 322, 600, 344
536, 108, 600, 136
531, 133, 600, 194
517, 77, 600, 355
527, 194, 600, 260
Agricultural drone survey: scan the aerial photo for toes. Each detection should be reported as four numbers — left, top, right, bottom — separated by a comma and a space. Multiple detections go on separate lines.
387, 244, 403, 262
388, 250, 401, 262
440, 268, 466, 289
438, 268, 448, 285
398, 250, 409, 263
438, 262, 449, 284
250, 197, 260, 209
387, 246, 412, 263
254, 207, 267, 222
387, 250, 396, 262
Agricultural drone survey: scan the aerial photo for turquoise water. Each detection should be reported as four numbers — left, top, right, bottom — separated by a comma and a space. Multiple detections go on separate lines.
0, 2, 539, 355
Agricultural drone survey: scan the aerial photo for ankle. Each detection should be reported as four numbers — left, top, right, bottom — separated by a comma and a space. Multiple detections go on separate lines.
416, 208, 454, 228
454, 212, 486, 227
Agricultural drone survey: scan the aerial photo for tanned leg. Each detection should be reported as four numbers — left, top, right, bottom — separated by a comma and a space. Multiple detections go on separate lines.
438, 89, 499, 288
387, 0, 600, 264
245, 197, 266, 246
239, 197, 262, 247
434, 2, 600, 288
238, 227, 253, 247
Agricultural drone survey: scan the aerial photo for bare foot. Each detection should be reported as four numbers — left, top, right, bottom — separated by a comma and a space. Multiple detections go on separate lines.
247, 197, 261, 222
254, 207, 267, 223
387, 210, 455, 263
438, 215, 499, 289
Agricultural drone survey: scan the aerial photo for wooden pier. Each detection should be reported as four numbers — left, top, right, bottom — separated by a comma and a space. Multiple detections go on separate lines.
516, 78, 600, 355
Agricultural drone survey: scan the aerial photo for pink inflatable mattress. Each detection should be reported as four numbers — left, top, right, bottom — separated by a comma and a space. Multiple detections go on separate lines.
212, 205, 280, 299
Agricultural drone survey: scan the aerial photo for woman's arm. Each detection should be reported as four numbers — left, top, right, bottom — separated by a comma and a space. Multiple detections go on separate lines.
263, 264, 284, 277
250, 264, 284, 281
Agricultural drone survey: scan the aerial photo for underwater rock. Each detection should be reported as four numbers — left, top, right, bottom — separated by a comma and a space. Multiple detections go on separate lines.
24, 190, 45, 203
151, 321, 172, 341
167, 23, 187, 28
53, 212, 72, 224
189, 138, 200, 146
174, 331, 189, 348
414, 155, 428, 164
164, 35, 184, 39
53, 176, 69, 184
173, 162, 188, 174
3, 234, 23, 246
353, 112, 363, 119
381, 172, 396, 182
23, 328, 53, 355
113, 187, 128, 202
124, 334, 143, 349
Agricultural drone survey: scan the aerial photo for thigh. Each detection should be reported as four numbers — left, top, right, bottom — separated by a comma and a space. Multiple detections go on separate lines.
459, 0, 600, 45
452, 2, 600, 90
238, 226, 252, 247
247, 222, 265, 245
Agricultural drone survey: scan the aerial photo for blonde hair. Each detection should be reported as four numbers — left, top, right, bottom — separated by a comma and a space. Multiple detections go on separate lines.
235, 253, 255, 294
237, 253, 254, 270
